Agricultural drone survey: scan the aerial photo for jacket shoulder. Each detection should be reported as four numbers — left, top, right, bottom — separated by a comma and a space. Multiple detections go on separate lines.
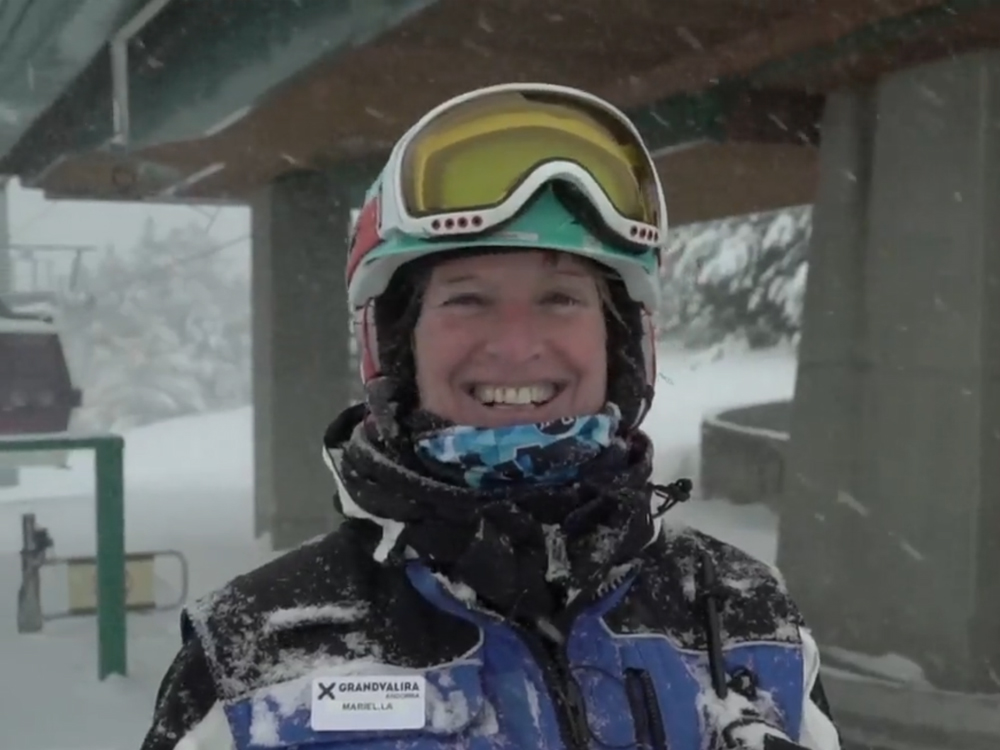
606, 523, 803, 649
182, 520, 480, 701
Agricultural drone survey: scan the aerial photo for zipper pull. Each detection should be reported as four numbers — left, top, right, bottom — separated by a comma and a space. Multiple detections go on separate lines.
562, 677, 591, 749
697, 549, 729, 698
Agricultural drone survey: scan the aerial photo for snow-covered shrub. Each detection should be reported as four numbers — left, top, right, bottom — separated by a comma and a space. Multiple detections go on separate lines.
59, 219, 251, 432
659, 205, 811, 350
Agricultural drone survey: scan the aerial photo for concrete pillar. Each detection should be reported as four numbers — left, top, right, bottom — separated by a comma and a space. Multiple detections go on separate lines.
251, 170, 358, 550
779, 51, 1000, 692
0, 179, 10, 294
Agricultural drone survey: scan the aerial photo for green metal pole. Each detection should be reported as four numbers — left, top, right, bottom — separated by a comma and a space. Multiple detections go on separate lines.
95, 437, 126, 679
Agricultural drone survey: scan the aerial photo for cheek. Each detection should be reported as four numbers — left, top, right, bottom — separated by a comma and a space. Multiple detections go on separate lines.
562, 311, 608, 390
413, 313, 471, 392
413, 315, 442, 377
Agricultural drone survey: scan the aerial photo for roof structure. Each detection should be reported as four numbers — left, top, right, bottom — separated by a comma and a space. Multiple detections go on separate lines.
0, 0, 994, 222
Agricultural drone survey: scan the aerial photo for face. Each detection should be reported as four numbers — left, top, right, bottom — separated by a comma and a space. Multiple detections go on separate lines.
413, 250, 608, 428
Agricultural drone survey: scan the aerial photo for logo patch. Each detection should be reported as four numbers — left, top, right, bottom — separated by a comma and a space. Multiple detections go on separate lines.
310, 675, 426, 731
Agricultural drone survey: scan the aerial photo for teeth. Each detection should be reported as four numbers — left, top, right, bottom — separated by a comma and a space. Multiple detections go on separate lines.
473, 384, 556, 406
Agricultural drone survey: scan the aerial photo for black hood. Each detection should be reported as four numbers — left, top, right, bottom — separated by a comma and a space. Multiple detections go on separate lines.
321, 401, 667, 622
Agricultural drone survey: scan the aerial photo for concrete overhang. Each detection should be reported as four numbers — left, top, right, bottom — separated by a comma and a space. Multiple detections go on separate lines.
1, 0, 996, 224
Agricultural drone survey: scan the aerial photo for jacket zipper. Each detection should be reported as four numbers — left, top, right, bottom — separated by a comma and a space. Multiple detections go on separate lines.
624, 668, 668, 750
511, 569, 645, 749
514, 626, 592, 750
497, 567, 645, 749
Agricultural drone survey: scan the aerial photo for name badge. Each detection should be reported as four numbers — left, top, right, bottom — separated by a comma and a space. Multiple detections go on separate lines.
310, 675, 426, 731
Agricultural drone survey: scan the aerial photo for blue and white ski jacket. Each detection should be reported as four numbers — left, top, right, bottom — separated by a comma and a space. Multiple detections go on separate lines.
144, 514, 840, 750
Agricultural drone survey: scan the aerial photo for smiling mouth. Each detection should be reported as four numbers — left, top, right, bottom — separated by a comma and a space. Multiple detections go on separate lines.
465, 382, 566, 408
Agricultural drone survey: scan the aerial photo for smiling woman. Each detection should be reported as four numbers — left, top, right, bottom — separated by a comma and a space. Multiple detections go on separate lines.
142, 83, 841, 750
370, 233, 648, 434
414, 250, 608, 427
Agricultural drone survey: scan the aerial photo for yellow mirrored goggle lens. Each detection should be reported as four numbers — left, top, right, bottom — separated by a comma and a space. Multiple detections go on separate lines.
401, 93, 657, 224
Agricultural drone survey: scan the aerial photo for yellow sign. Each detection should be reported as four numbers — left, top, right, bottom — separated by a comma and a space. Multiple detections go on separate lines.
66, 554, 156, 614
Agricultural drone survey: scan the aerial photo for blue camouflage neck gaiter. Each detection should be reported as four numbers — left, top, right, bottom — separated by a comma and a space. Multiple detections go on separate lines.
413, 404, 622, 489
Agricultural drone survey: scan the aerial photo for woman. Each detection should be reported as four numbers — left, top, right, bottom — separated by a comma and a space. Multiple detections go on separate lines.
143, 83, 840, 750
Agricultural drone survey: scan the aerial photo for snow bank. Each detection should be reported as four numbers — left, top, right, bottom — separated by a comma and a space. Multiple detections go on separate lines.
0, 406, 253, 505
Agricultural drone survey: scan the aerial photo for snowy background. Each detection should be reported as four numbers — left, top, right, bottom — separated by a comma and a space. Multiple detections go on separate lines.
0, 199, 817, 750
47, 202, 813, 433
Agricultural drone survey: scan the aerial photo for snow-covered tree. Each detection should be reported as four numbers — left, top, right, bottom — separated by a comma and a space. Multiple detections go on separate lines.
53, 203, 810, 432
659, 205, 811, 350
59, 219, 250, 432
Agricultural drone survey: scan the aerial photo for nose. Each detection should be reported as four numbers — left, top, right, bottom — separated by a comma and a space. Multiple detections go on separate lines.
482, 301, 546, 363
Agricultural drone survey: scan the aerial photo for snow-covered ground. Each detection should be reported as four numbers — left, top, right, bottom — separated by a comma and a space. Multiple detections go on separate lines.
0, 344, 798, 750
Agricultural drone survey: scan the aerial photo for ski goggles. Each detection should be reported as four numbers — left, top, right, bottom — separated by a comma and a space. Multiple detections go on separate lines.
375, 83, 668, 252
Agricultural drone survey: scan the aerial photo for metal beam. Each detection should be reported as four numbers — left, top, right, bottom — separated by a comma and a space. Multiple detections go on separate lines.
2, 0, 994, 193
110, 0, 177, 146
0, 0, 441, 178
625, 84, 823, 157
124, 0, 440, 150
751, 0, 1000, 87
0, 178, 8, 295
624, 0, 1000, 153
626, 84, 738, 155
0, 0, 145, 167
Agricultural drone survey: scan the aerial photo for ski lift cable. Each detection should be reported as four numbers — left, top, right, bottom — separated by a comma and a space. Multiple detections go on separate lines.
202, 207, 222, 234
10, 203, 58, 238
126, 233, 249, 285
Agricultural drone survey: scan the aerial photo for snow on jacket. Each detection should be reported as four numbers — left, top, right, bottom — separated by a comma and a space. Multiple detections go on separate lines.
141, 517, 841, 750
